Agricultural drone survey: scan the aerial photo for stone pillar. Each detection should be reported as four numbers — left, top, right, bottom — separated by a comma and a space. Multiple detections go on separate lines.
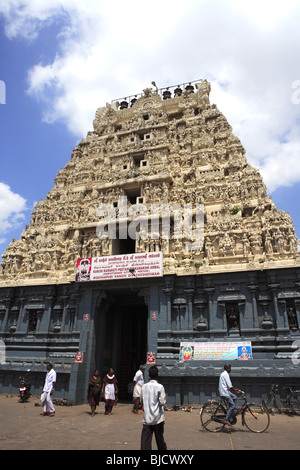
278, 299, 288, 329
71, 285, 81, 331
184, 286, 195, 330
0, 289, 14, 333
163, 287, 173, 330
16, 295, 26, 333
8, 306, 19, 333
204, 287, 215, 330
1, 304, 10, 333
0, 307, 6, 331
294, 299, 300, 331
41, 286, 56, 333
172, 299, 187, 331
247, 284, 259, 329
60, 297, 69, 332
36, 309, 43, 332
238, 299, 246, 331
218, 301, 226, 332
269, 283, 282, 329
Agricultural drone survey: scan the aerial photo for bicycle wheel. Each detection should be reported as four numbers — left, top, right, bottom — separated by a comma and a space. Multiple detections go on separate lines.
243, 403, 270, 433
200, 401, 226, 432
261, 394, 276, 414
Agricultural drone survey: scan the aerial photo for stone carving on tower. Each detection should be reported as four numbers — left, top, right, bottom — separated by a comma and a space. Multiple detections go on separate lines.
0, 79, 298, 286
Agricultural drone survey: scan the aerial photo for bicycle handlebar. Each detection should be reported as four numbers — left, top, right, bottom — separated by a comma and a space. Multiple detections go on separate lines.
270, 384, 299, 394
235, 390, 246, 399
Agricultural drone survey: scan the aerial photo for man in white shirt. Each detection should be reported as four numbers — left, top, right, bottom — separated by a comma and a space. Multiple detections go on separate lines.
140, 365, 167, 450
40, 362, 56, 416
219, 364, 241, 426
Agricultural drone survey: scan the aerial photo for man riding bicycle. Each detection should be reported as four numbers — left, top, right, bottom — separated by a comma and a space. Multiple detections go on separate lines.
219, 364, 242, 426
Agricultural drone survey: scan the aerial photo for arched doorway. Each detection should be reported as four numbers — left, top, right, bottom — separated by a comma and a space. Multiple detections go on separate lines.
95, 290, 148, 399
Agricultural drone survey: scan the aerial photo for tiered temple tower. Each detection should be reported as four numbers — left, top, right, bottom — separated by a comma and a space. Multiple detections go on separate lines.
0, 80, 299, 404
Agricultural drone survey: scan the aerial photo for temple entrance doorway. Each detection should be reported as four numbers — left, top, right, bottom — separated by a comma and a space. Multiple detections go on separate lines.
95, 291, 148, 399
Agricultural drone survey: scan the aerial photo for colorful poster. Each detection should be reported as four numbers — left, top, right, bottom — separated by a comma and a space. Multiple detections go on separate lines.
76, 252, 163, 282
75, 258, 92, 281
179, 341, 252, 361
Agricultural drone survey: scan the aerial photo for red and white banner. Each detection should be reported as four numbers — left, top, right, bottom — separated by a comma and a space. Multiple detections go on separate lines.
76, 252, 163, 282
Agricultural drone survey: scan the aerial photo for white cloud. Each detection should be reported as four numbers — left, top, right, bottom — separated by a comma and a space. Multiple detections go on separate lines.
231, 0, 300, 29
1, 0, 300, 192
0, 182, 27, 238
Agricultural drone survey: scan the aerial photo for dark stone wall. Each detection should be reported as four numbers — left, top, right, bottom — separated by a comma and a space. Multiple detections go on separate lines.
0, 266, 299, 404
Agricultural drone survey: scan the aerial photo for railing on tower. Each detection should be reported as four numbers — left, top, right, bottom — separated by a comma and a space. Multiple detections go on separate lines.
111, 79, 203, 110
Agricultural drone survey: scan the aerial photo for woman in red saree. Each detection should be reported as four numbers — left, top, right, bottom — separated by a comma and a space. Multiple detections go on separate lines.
101, 368, 118, 415
88, 369, 101, 416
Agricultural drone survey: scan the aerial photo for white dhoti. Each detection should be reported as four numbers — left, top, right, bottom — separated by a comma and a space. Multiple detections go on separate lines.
41, 391, 55, 414
133, 383, 142, 399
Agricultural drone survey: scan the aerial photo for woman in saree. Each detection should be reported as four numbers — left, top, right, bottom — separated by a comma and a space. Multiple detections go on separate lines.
101, 368, 118, 415
88, 369, 101, 416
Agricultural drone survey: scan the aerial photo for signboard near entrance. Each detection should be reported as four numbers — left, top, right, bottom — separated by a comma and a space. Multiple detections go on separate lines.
179, 341, 253, 361
75, 252, 163, 282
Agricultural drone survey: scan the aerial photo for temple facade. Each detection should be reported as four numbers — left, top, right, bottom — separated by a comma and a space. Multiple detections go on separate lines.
0, 80, 299, 404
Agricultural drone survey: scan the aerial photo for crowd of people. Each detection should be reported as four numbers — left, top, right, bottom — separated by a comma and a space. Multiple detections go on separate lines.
87, 364, 167, 450
40, 361, 239, 450
40, 362, 167, 450
87, 363, 167, 450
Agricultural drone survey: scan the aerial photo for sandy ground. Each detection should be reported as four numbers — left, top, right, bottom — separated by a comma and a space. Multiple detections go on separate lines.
0, 394, 299, 451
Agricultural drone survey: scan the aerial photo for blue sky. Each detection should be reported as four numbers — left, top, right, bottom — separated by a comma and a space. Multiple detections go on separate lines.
0, 0, 300, 260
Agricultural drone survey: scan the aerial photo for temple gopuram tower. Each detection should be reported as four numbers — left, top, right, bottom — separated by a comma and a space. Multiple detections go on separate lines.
0, 80, 299, 404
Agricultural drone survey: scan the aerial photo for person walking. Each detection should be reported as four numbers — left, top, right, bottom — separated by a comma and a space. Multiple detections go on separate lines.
88, 369, 101, 416
140, 365, 167, 451
101, 368, 118, 415
40, 362, 56, 416
218, 364, 241, 426
132, 364, 146, 414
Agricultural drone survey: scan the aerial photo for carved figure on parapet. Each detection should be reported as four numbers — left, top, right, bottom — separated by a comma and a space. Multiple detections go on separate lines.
195, 80, 211, 107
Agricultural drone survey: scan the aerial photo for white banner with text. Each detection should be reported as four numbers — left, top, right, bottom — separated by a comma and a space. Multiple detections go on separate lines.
76, 252, 163, 281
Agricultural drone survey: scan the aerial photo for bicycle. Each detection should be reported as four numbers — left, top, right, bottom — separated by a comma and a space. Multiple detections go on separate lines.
261, 384, 300, 415
200, 391, 270, 433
